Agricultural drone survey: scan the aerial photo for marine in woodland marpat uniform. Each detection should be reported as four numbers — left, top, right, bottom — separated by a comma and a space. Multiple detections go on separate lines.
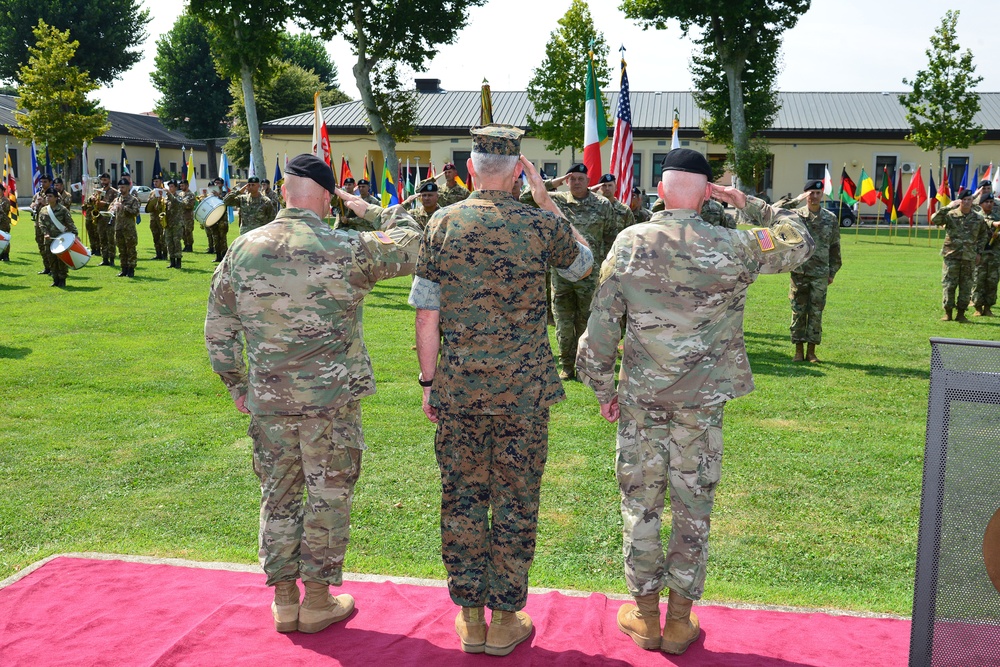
145, 177, 168, 260
224, 177, 277, 236
32, 174, 53, 275
205, 154, 423, 637
438, 162, 470, 206
973, 194, 1000, 316
596, 173, 636, 229
776, 180, 842, 362
336, 178, 381, 232
110, 178, 140, 278
163, 179, 191, 268
576, 149, 814, 657
520, 162, 619, 379
411, 124, 594, 656
37, 187, 78, 288
932, 188, 988, 322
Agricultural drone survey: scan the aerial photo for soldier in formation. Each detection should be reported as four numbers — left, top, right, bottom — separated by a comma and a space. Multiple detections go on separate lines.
82, 184, 102, 258
596, 173, 636, 229
630, 186, 652, 224
53, 178, 72, 209
262, 178, 282, 212
576, 149, 814, 656
776, 180, 842, 362
205, 154, 423, 636
336, 178, 381, 232
146, 177, 168, 260
207, 178, 230, 262
224, 176, 277, 236
410, 180, 440, 229
110, 177, 141, 278
37, 187, 78, 288
32, 173, 53, 275
411, 125, 593, 656
933, 188, 989, 322
164, 179, 192, 268
96, 173, 119, 267
180, 179, 197, 251
521, 163, 619, 380
974, 194, 1000, 316
438, 162, 470, 206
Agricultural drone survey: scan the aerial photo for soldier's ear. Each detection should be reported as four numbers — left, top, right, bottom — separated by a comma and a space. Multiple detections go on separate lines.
657, 180, 665, 200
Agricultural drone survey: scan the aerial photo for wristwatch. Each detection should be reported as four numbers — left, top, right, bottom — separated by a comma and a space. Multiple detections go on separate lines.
418, 373, 433, 387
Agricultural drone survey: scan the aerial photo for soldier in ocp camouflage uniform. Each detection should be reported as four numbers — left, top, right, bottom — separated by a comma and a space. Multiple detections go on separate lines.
630, 186, 652, 224
32, 174, 53, 274
336, 178, 381, 232
411, 125, 593, 656
653, 195, 736, 228
409, 180, 441, 229
111, 178, 140, 278
206, 154, 423, 636
973, 195, 1000, 316
145, 177, 167, 260
224, 176, 277, 236
521, 162, 620, 379
596, 173, 636, 230
933, 188, 987, 322
262, 179, 282, 214
438, 162, 470, 206
37, 187, 78, 288
577, 149, 814, 656
776, 180, 842, 362
163, 180, 190, 268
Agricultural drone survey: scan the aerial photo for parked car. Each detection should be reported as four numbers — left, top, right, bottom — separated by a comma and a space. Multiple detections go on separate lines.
822, 200, 856, 227
131, 185, 153, 203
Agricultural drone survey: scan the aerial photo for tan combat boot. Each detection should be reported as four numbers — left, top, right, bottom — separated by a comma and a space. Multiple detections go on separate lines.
806, 343, 820, 363
485, 609, 533, 656
616, 593, 661, 650
973, 306, 985, 317
956, 309, 971, 323
455, 606, 487, 654
660, 589, 700, 655
792, 343, 805, 362
272, 580, 300, 633
298, 582, 355, 634
942, 308, 953, 321
985, 306, 995, 317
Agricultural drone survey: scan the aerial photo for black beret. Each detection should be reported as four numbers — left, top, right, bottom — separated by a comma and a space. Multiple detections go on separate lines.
285, 153, 337, 194
804, 179, 824, 192
661, 148, 712, 180
343, 177, 356, 185
565, 163, 588, 175
44, 187, 57, 196
40, 173, 51, 181
99, 172, 111, 179
956, 188, 973, 199
631, 185, 641, 195
981, 193, 995, 203
357, 179, 370, 186
247, 176, 260, 184
262, 179, 270, 185
980, 179, 992, 188
117, 178, 130, 186
598, 173, 615, 184
443, 162, 456, 171
417, 181, 439, 193
53, 177, 63, 184
166, 179, 177, 186
179, 179, 189, 185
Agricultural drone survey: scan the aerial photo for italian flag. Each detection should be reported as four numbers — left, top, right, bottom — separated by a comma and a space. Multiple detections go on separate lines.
583, 52, 607, 186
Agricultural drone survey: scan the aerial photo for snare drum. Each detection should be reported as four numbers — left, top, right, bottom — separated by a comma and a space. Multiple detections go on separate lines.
50, 232, 92, 270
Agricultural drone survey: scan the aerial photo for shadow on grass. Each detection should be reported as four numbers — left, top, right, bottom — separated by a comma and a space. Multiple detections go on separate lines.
0, 345, 31, 359
131, 275, 169, 282
0, 283, 29, 291
62, 285, 101, 292
744, 331, 928, 380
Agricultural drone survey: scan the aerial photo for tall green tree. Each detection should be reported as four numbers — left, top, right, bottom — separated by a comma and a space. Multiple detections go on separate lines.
900, 10, 984, 169
12, 20, 109, 171
306, 0, 487, 176
527, 0, 610, 163
151, 14, 233, 179
189, 0, 295, 179
278, 32, 340, 87
621, 0, 809, 192
0, 0, 149, 85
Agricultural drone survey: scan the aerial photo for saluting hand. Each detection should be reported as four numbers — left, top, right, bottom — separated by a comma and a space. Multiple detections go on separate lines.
336, 187, 370, 217
710, 183, 749, 210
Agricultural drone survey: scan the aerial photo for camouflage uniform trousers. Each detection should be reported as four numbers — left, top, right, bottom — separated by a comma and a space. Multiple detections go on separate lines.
973, 251, 1000, 310
100, 216, 117, 263
35, 221, 53, 272
204, 221, 215, 252
0, 212, 9, 261
789, 274, 829, 344
250, 401, 364, 586
942, 257, 976, 311
434, 409, 549, 611
552, 270, 597, 370
85, 214, 102, 256
149, 216, 166, 258
49, 242, 69, 282
617, 403, 724, 600
209, 219, 229, 256
165, 222, 184, 262
116, 221, 138, 269
183, 214, 195, 249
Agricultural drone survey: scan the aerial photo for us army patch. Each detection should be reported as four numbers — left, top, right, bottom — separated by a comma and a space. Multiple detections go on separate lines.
372, 230, 396, 245
753, 228, 775, 251
599, 256, 615, 285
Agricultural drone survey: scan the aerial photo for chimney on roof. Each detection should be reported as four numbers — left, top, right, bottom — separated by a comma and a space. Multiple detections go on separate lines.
415, 78, 443, 93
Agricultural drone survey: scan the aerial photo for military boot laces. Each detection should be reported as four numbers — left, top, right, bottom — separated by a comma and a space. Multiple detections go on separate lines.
485, 610, 533, 656
661, 590, 700, 655
297, 582, 355, 634
455, 606, 487, 654
617, 593, 661, 650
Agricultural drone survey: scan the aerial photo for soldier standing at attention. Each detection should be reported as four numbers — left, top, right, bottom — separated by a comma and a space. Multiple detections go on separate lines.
335, 178, 380, 232
776, 180, 842, 363
146, 177, 167, 260
973, 195, 1000, 316
412, 126, 593, 656
410, 180, 441, 229
97, 173, 119, 267
438, 162, 470, 206
630, 186, 652, 224
53, 178, 72, 210
179, 179, 197, 251
205, 154, 423, 636
933, 189, 987, 322
596, 173, 636, 229
0, 183, 10, 262
163, 180, 188, 269
110, 177, 141, 278
208, 177, 230, 262
32, 173, 53, 275
576, 149, 814, 656
521, 163, 619, 380
224, 176, 277, 236
262, 178, 282, 214
83, 185, 103, 258
38, 187, 78, 288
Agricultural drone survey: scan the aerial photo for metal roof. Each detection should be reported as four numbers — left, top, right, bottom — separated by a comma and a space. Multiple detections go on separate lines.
0, 94, 205, 149
263, 90, 1000, 138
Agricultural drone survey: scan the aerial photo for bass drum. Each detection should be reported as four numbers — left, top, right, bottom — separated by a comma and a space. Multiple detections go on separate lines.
195, 195, 226, 228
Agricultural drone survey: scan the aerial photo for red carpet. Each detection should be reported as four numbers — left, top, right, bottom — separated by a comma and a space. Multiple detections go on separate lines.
0, 556, 909, 666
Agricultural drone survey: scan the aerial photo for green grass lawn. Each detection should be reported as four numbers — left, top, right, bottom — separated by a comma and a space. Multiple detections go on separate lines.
2, 216, 995, 616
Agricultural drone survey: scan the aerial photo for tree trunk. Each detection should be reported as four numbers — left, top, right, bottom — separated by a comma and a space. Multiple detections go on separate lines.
241, 62, 265, 180
723, 60, 752, 193
206, 139, 218, 180
352, 0, 397, 181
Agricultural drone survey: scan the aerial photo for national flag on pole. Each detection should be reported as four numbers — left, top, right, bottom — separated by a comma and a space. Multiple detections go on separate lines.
405, 158, 414, 196
187, 152, 198, 192
880, 166, 897, 222
823, 165, 833, 198
984, 162, 993, 183
993, 162, 1000, 195
82, 141, 90, 189
218, 152, 230, 189
361, 157, 369, 185
928, 169, 938, 218
480, 79, 493, 125
839, 167, 857, 205
898, 167, 927, 223
582, 50, 608, 186
120, 143, 130, 176
959, 164, 970, 193
312, 92, 332, 166
893, 168, 903, 213
670, 109, 680, 150
181, 146, 187, 177
936, 166, 952, 207
151, 143, 161, 181
3, 143, 18, 226
970, 167, 980, 193
340, 156, 353, 186
381, 160, 399, 207
30, 140, 40, 194
427, 162, 436, 179
273, 154, 282, 186
857, 167, 876, 206
608, 50, 634, 205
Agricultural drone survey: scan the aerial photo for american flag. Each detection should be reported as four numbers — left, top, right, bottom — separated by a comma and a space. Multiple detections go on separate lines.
608, 51, 633, 205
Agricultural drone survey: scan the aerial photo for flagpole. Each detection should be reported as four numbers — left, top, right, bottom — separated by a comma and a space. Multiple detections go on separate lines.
856, 165, 863, 240
837, 163, 845, 230
873, 191, 881, 242
927, 164, 933, 247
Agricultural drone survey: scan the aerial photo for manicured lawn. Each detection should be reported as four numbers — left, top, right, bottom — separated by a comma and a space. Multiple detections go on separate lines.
2, 216, 995, 616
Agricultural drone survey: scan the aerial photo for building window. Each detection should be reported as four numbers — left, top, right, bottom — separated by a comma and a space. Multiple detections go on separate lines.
542, 162, 559, 180
652, 153, 669, 186
452, 151, 471, 183
947, 156, 970, 192
200, 164, 207, 179
95, 158, 105, 176
806, 162, 828, 182
7, 148, 17, 177
111, 163, 118, 182
228, 165, 234, 179
169, 162, 177, 177
134, 160, 143, 186
874, 155, 898, 190
632, 153, 642, 188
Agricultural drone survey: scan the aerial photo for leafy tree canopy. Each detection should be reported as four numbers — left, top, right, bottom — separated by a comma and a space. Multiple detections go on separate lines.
278, 32, 340, 87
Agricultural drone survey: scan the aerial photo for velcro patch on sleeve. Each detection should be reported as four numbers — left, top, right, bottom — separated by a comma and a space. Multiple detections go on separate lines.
754, 228, 775, 251
372, 230, 396, 245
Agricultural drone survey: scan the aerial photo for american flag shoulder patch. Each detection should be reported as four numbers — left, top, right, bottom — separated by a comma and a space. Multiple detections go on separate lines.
754, 228, 775, 251
372, 230, 396, 245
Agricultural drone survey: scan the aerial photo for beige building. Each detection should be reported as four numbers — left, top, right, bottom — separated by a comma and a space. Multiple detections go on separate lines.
262, 82, 1000, 222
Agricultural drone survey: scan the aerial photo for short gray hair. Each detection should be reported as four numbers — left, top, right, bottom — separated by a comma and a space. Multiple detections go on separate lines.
470, 152, 519, 180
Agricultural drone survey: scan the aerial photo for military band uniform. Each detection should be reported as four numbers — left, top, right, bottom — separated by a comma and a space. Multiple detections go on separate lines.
932, 201, 986, 316
112, 192, 141, 275
776, 197, 842, 345
208, 207, 230, 260
38, 201, 78, 286
98, 187, 119, 265
576, 195, 814, 607
205, 202, 422, 591
145, 194, 167, 260
973, 204, 1000, 314
83, 193, 103, 257
224, 190, 277, 236
32, 190, 53, 273
438, 183, 470, 207
182, 192, 196, 251
164, 191, 192, 265
0, 195, 10, 261
57, 190, 72, 210
337, 194, 381, 232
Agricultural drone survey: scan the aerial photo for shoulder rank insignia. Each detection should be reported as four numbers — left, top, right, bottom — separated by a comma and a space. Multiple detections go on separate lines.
372, 230, 396, 245
754, 228, 775, 251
